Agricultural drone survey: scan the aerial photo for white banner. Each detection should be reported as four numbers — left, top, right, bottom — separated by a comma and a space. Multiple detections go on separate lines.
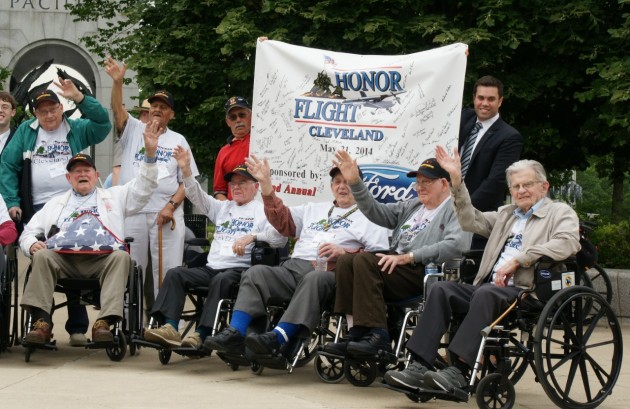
251, 40, 468, 206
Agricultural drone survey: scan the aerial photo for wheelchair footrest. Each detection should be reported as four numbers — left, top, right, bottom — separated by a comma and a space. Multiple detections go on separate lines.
85, 340, 116, 349
171, 346, 210, 359
132, 338, 162, 349
22, 340, 58, 351
216, 351, 253, 367
250, 353, 290, 371
383, 382, 469, 403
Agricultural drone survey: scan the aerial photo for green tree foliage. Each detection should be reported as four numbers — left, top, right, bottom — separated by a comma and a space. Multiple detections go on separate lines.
67, 1, 629, 220
591, 220, 630, 268
576, 165, 630, 222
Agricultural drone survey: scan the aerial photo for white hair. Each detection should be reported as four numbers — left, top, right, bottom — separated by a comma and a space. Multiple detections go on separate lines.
505, 159, 547, 184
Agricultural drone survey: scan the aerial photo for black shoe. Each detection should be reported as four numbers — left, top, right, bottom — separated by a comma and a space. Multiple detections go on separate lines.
245, 331, 281, 355
323, 340, 349, 356
346, 332, 392, 357
203, 326, 245, 353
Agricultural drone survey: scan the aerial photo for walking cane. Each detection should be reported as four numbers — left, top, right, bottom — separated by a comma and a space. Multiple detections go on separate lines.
481, 294, 524, 338
157, 219, 177, 289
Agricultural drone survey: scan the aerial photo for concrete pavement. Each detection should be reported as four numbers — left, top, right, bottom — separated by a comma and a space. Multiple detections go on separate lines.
2, 252, 628, 409
1, 300, 628, 409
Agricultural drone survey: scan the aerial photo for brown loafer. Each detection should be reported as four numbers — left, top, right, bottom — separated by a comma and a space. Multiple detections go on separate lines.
25, 319, 53, 345
92, 319, 113, 343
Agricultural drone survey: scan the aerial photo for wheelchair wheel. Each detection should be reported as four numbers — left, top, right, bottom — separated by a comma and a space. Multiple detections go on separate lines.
228, 363, 239, 371
534, 286, 622, 409
24, 346, 35, 362
158, 348, 172, 365
343, 359, 377, 387
475, 373, 515, 409
129, 338, 138, 356
581, 264, 613, 305
314, 354, 345, 383
251, 361, 264, 375
106, 331, 128, 362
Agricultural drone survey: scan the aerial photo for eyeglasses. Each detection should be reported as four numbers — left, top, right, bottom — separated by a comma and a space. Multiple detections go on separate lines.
35, 105, 61, 117
227, 112, 249, 121
69, 167, 95, 175
509, 181, 542, 191
228, 180, 253, 188
0, 103, 14, 111
411, 179, 437, 189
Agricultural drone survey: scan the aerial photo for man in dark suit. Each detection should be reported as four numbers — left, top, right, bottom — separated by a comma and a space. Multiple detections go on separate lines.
458, 76, 523, 249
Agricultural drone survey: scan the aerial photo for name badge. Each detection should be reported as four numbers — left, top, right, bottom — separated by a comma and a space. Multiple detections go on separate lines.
219, 241, 236, 256
49, 162, 67, 178
157, 164, 170, 180
311, 231, 335, 247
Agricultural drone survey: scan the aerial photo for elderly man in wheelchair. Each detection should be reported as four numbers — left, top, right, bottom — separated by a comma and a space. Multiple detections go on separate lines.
384, 147, 580, 395
19, 122, 160, 347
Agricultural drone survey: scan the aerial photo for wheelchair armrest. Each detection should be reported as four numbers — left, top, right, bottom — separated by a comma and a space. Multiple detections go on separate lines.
462, 249, 484, 259
251, 241, 279, 266
186, 237, 210, 247
441, 258, 461, 280
537, 255, 577, 264
124, 237, 134, 244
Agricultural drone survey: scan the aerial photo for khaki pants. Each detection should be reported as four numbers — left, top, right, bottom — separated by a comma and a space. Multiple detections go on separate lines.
21, 249, 131, 321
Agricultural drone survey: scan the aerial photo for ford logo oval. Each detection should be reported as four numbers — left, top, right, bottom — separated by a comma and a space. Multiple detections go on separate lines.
361, 164, 418, 204
539, 270, 551, 279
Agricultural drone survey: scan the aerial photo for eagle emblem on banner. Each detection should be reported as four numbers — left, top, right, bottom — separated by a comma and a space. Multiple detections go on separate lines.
46, 212, 127, 254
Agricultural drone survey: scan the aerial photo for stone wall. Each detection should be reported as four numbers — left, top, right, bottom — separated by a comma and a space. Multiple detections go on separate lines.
591, 268, 630, 324
0, 1, 139, 174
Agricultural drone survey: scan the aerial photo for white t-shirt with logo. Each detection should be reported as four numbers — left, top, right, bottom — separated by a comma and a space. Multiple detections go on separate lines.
206, 199, 279, 270
56, 190, 100, 231
0, 129, 10, 153
31, 123, 72, 206
290, 202, 390, 260
118, 116, 199, 212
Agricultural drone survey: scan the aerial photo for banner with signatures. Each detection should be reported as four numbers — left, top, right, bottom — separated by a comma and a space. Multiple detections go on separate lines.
251, 40, 468, 206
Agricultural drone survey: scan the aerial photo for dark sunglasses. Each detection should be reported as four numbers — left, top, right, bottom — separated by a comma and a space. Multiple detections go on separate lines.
227, 112, 248, 121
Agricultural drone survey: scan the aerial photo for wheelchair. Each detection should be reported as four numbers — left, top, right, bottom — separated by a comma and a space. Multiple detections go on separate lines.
134, 213, 213, 363
208, 245, 322, 375
20, 238, 144, 363
137, 220, 291, 366
209, 295, 320, 374
1, 245, 20, 354
314, 284, 429, 387
385, 253, 623, 409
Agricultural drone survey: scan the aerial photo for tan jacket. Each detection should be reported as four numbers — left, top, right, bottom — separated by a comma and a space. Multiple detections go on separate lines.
450, 183, 580, 289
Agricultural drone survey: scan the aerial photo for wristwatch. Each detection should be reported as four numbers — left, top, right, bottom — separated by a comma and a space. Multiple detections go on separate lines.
168, 200, 179, 209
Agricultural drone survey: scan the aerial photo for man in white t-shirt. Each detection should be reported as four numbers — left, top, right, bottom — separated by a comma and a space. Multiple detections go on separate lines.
143, 157, 286, 349
104, 57, 199, 299
0, 82, 112, 347
19, 125, 159, 347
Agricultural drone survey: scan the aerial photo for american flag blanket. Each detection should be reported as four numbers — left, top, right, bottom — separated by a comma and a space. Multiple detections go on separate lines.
46, 212, 127, 254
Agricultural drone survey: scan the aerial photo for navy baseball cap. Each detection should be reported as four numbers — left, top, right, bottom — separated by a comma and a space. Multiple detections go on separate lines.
66, 153, 96, 171
224, 164, 257, 182
148, 90, 174, 109
407, 158, 450, 182
224, 96, 251, 115
32, 89, 61, 109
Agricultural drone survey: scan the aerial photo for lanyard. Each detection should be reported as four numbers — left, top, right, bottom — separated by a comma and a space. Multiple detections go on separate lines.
323, 205, 359, 232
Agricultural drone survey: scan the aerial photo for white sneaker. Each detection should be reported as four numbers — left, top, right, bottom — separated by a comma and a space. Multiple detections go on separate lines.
69, 333, 87, 347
